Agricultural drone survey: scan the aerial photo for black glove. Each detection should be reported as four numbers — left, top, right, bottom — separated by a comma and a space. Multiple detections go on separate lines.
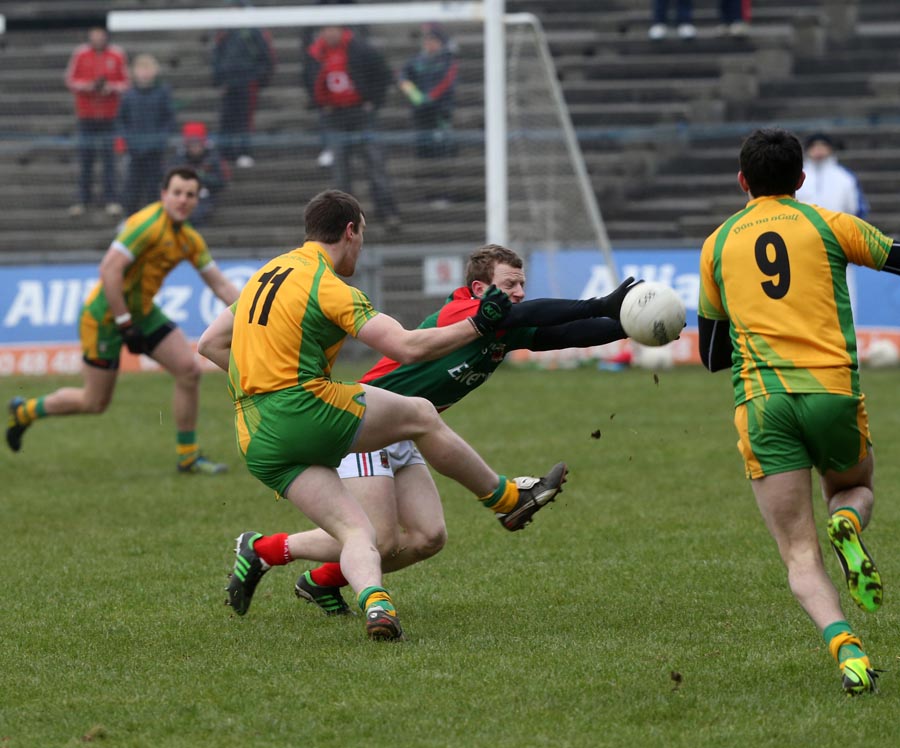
118, 322, 145, 355
589, 276, 641, 321
469, 285, 512, 336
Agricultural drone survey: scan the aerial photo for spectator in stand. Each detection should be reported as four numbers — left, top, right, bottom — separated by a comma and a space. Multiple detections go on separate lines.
117, 54, 176, 216
211, 1, 276, 168
299, 0, 367, 169
796, 132, 870, 219
169, 122, 230, 227
648, 0, 695, 41
65, 26, 130, 218
303, 25, 400, 227
398, 23, 459, 161
718, 0, 750, 37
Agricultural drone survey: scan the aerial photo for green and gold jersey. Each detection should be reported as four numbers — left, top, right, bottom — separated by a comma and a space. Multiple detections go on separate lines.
228, 242, 378, 401
84, 202, 214, 322
698, 195, 892, 405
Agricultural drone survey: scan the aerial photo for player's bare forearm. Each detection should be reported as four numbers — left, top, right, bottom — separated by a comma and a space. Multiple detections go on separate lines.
202, 266, 241, 305
357, 313, 479, 365
98, 249, 132, 319
198, 307, 235, 372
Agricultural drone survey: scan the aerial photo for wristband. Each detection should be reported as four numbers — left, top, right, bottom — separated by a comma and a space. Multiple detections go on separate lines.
114, 312, 132, 326
467, 316, 483, 336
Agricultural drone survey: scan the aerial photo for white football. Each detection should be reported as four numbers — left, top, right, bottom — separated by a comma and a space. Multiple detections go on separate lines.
619, 282, 686, 347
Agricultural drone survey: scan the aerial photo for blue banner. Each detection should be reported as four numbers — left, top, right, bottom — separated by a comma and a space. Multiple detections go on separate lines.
2, 250, 898, 346
0, 260, 263, 344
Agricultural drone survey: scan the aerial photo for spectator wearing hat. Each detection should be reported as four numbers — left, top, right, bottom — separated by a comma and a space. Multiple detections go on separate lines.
117, 54, 177, 215
169, 122, 230, 226
398, 23, 459, 161
796, 133, 869, 219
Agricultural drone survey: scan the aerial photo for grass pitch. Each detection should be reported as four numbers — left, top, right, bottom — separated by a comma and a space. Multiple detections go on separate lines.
2, 363, 900, 747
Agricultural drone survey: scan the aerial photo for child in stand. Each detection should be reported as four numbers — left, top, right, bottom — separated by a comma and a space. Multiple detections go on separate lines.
169, 122, 230, 226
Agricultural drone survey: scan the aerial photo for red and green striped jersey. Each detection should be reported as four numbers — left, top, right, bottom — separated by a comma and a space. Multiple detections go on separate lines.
698, 195, 892, 405
83, 202, 214, 323
229, 242, 377, 401
361, 287, 536, 410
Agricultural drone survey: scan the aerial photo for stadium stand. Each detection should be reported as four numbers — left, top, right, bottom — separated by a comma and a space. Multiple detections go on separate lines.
1, 0, 899, 262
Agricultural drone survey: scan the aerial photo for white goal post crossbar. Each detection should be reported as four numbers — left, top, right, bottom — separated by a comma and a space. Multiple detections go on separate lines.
108, 2, 616, 280
108, 3, 489, 31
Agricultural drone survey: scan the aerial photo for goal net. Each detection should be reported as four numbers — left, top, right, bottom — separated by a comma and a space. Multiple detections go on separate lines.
3, 1, 615, 331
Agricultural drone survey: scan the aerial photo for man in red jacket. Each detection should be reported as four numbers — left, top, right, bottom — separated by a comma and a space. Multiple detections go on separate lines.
303, 26, 399, 228
65, 26, 130, 218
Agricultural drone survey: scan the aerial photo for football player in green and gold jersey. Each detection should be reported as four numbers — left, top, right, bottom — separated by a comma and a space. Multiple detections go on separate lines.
6, 166, 240, 474
199, 190, 574, 641
698, 127, 896, 694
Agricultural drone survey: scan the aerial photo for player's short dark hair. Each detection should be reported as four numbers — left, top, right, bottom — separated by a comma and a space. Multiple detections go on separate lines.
465, 244, 523, 288
162, 166, 200, 190
304, 190, 364, 244
739, 128, 803, 197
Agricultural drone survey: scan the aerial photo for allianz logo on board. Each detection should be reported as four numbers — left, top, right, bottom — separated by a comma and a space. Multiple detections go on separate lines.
2, 265, 257, 330
580, 263, 699, 311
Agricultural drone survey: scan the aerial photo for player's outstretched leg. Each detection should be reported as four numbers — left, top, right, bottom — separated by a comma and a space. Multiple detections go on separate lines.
498, 462, 568, 532
295, 570, 353, 616
226, 531, 271, 615
6, 397, 32, 453
827, 513, 882, 612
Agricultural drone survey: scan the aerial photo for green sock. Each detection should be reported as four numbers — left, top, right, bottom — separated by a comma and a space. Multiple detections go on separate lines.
823, 620, 864, 663
479, 476, 507, 508
832, 506, 862, 532
176, 431, 198, 465
18, 397, 46, 424
358, 585, 396, 614
177, 430, 197, 446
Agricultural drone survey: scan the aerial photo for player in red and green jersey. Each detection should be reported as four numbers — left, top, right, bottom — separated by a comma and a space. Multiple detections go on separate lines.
6, 167, 240, 474
289, 244, 636, 616
198, 190, 579, 641
698, 128, 898, 694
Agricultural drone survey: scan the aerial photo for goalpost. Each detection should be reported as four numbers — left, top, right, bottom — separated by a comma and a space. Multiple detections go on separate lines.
107, 1, 618, 291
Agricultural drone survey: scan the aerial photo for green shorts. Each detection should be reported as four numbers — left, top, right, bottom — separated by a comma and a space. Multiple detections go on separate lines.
734, 392, 871, 479
235, 382, 366, 496
80, 304, 173, 366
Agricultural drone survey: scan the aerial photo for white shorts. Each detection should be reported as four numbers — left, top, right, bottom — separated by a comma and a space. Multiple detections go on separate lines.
337, 439, 425, 479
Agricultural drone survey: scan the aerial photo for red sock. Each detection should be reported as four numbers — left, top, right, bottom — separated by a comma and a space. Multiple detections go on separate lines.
253, 533, 291, 566
309, 562, 349, 588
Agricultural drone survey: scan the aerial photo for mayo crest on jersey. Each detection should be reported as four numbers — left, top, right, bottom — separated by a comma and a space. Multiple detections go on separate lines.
360, 286, 536, 410
698, 195, 891, 405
